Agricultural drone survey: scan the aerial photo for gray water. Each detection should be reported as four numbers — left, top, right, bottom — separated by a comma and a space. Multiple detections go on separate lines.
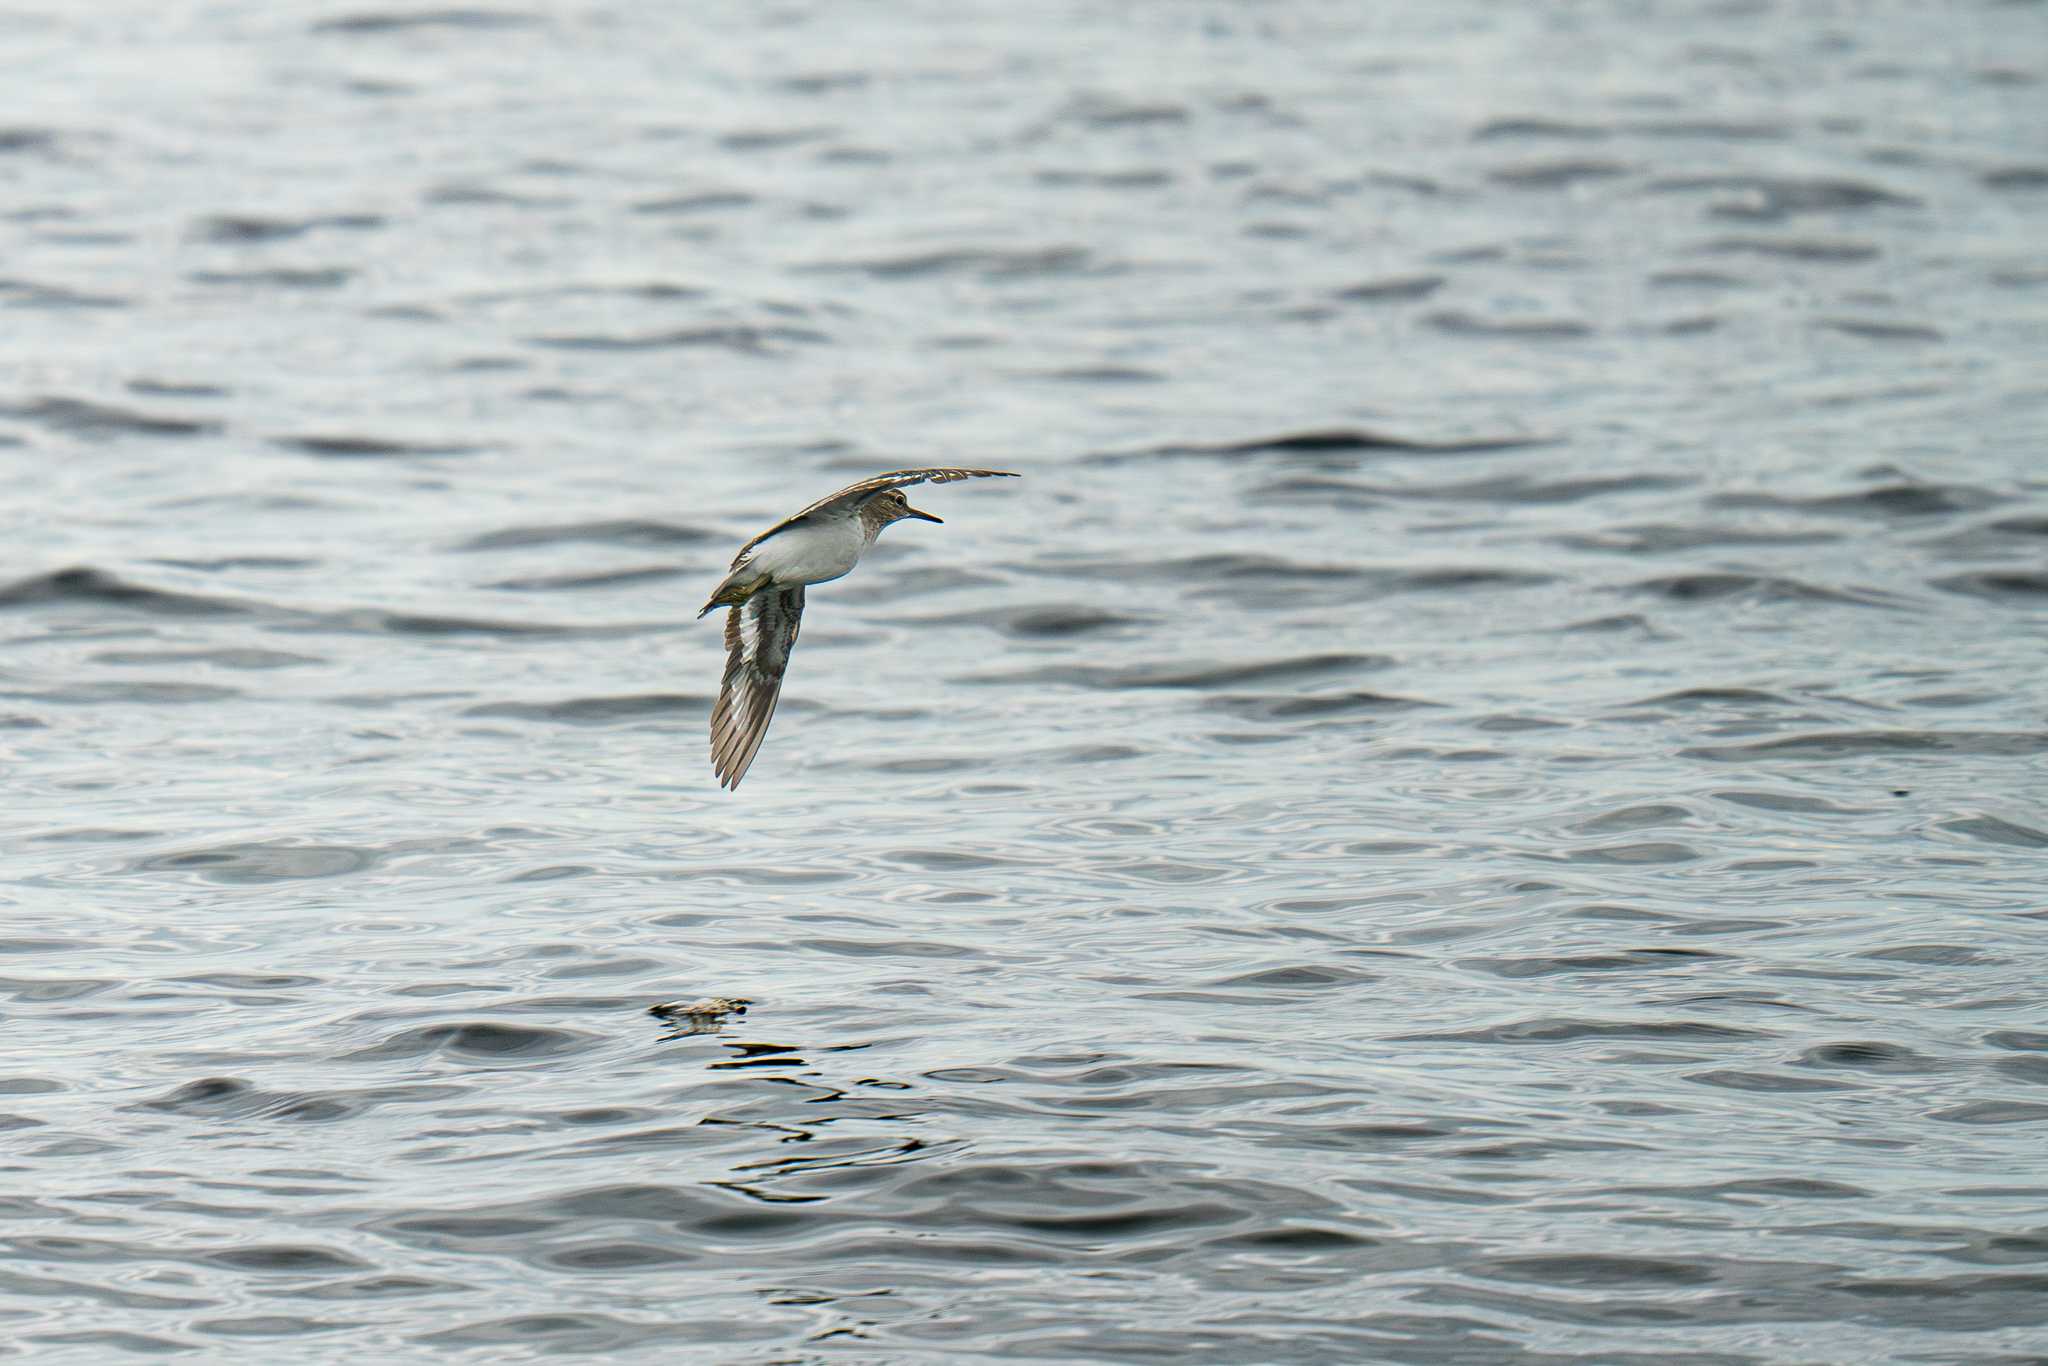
4, 2, 2048, 1361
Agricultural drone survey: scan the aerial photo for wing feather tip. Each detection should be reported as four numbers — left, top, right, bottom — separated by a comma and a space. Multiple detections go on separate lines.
708, 585, 802, 794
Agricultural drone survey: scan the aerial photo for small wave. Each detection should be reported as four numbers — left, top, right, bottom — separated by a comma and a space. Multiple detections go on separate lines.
525, 324, 827, 353
965, 653, 1388, 690
1929, 1100, 2048, 1124
1487, 159, 1631, 189
463, 694, 708, 725
0, 127, 64, 155
0, 396, 216, 439
1860, 943, 2001, 966
1461, 948, 1722, 978
134, 1076, 459, 1124
1660, 312, 1718, 334
907, 603, 1149, 638
273, 434, 475, 458
1983, 166, 2048, 192
0, 277, 129, 309
28, 828, 163, 846
1057, 95, 1189, 129
1099, 428, 1549, 462
457, 519, 714, 551
0, 936, 82, 957
377, 613, 559, 636
1699, 235, 1879, 263
1684, 730, 2048, 761
1564, 841, 1703, 865
1647, 268, 1750, 290
177, 971, 322, 990
1035, 552, 1365, 588
1712, 789, 1868, 815
1331, 274, 1445, 303
1037, 742, 1146, 765
1647, 174, 1920, 221
1795, 1042, 1940, 1074
1396, 1017, 1775, 1045
1937, 814, 2048, 849
1818, 318, 1943, 343
1625, 572, 1897, 607
1329, 472, 1689, 506
802, 245, 1096, 280
838, 564, 1004, 602
1035, 168, 1174, 190
991, 605, 1146, 638
1132, 654, 1390, 688
312, 10, 539, 34
777, 71, 868, 95
190, 267, 353, 290
128, 379, 230, 398
192, 213, 384, 243
5, 680, 241, 704
1207, 690, 1433, 722
1934, 570, 2048, 601
632, 190, 758, 215
718, 126, 835, 152
503, 865, 594, 883
344, 1022, 602, 1062
88, 646, 316, 670
133, 842, 384, 883
1620, 686, 1799, 710
1033, 365, 1166, 384
1921, 516, 2048, 556
1023, 555, 1550, 608
151, 554, 320, 570
464, 279, 708, 305
0, 567, 247, 616
425, 184, 571, 209
1572, 802, 1697, 833
1689, 1068, 1862, 1094
1211, 963, 1379, 992
484, 565, 688, 592
805, 937, 983, 960
1622, 118, 1787, 141
1390, 567, 1555, 593
1240, 475, 1383, 507
1473, 118, 1609, 141
1558, 523, 1840, 553
1711, 483, 1992, 518
415, 1315, 678, 1353
1425, 311, 1595, 339
1558, 612, 1662, 635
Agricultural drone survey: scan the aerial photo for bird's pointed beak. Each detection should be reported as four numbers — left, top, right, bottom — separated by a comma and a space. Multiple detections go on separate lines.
901, 504, 942, 524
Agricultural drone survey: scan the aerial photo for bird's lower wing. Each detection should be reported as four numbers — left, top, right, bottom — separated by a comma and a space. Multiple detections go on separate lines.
711, 586, 804, 790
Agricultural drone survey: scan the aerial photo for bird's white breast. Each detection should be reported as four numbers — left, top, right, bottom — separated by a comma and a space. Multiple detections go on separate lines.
744, 513, 871, 586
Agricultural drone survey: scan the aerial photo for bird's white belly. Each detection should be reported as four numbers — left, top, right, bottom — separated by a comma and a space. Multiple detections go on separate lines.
746, 517, 868, 586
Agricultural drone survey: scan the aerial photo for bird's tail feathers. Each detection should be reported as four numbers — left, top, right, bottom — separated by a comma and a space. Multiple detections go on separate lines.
698, 570, 765, 619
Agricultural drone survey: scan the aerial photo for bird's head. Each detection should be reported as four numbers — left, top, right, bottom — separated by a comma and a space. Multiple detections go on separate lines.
870, 488, 943, 528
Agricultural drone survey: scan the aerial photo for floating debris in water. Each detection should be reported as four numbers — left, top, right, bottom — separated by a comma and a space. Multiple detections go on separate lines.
648, 996, 750, 1022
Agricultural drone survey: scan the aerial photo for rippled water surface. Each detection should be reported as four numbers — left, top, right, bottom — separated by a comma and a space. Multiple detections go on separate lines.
5, 2, 2048, 1360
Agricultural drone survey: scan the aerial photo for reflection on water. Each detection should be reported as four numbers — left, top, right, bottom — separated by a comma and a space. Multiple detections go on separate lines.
3, 0, 2047, 1359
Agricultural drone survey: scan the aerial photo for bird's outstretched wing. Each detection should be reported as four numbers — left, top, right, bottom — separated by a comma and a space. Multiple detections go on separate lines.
733, 467, 1019, 564
711, 586, 804, 790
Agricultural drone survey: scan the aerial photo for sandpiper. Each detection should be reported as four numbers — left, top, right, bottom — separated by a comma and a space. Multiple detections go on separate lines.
700, 467, 1018, 789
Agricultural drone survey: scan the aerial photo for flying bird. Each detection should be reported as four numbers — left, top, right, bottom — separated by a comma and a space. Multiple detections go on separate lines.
700, 467, 1019, 789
